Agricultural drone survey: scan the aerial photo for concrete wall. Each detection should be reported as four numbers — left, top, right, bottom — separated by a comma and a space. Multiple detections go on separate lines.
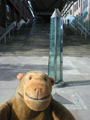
68, 0, 90, 20
0, 0, 33, 28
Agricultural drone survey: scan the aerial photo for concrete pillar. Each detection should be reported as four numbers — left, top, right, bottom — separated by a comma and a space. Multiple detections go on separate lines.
73, 4, 74, 16
2, 0, 7, 27
19, 0, 22, 20
88, 0, 90, 28
81, 0, 83, 16
88, 0, 90, 21
11, 7, 15, 22
11, 0, 15, 22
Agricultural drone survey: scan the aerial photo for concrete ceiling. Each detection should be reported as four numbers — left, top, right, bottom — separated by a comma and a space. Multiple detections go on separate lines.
30, 0, 76, 21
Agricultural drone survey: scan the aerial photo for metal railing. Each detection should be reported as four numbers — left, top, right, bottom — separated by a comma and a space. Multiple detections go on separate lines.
26, 19, 30, 25
70, 22, 77, 35
0, 27, 6, 36
70, 20, 90, 38
17, 19, 26, 31
0, 19, 30, 44
16, 19, 30, 34
0, 21, 16, 44
71, 15, 90, 38
78, 27, 87, 38
6, 21, 16, 30
78, 22, 90, 38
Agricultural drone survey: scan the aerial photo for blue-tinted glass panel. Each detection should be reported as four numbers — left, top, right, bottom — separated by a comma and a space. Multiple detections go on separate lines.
48, 17, 63, 83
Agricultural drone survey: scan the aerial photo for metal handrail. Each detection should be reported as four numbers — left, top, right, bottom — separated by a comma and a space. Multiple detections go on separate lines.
69, 22, 77, 35
78, 27, 87, 38
6, 21, 16, 30
0, 21, 16, 44
26, 19, 30, 25
0, 27, 6, 30
70, 22, 77, 31
17, 19, 25, 31
17, 19, 30, 30
0, 27, 6, 36
16, 19, 30, 34
78, 22, 90, 36
17, 23, 24, 31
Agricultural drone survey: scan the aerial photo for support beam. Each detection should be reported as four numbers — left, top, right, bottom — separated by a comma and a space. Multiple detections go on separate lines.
37, 12, 52, 15
88, 0, 90, 21
11, 6, 15, 21
62, 2, 74, 17
2, 0, 7, 27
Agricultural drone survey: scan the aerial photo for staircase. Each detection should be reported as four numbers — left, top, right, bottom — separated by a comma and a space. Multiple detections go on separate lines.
30, 23, 50, 35
63, 24, 74, 36
63, 24, 90, 57
1, 22, 90, 58
63, 35, 90, 57
0, 23, 50, 57
29, 23, 50, 56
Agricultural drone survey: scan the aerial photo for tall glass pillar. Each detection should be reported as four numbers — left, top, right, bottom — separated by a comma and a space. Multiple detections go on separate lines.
48, 9, 63, 83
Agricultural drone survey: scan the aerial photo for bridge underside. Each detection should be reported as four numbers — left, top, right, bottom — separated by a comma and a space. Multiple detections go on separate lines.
30, 0, 76, 22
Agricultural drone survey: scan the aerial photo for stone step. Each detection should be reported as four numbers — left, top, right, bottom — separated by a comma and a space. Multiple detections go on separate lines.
63, 35, 90, 57
1, 23, 90, 57
0, 23, 50, 57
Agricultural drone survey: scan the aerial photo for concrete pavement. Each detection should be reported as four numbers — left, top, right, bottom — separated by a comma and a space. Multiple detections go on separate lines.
0, 56, 90, 120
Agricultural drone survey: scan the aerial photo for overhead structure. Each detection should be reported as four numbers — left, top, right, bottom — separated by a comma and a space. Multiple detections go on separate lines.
29, 0, 77, 22
61, 1, 74, 17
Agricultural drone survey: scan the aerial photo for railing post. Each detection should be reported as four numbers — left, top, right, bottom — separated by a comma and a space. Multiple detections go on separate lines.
0, 21, 16, 44
4, 36, 6, 44
13, 28, 14, 35
85, 30, 87, 39
9, 31, 10, 38
81, 31, 82, 36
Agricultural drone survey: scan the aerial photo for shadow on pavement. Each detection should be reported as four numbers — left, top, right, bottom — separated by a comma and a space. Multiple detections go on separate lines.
54, 80, 90, 88
0, 64, 48, 81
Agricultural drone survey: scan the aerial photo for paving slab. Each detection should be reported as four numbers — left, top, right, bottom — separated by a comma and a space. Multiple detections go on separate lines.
0, 56, 90, 120
0, 57, 48, 103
